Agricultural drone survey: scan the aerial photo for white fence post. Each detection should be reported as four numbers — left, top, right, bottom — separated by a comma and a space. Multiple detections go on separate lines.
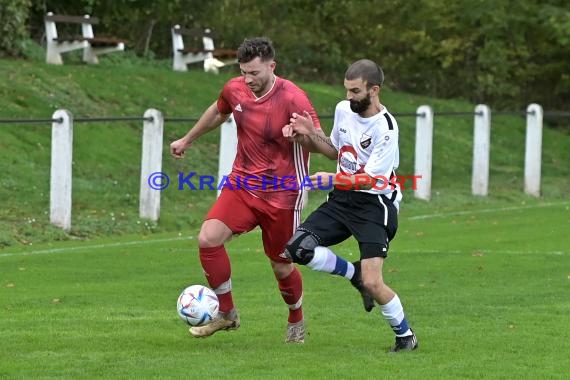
139, 109, 164, 221
472, 104, 491, 196
217, 115, 238, 196
414, 105, 433, 200
50, 109, 73, 230
524, 103, 543, 197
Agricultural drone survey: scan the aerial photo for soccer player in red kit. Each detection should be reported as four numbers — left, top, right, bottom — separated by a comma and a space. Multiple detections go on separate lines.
170, 37, 320, 343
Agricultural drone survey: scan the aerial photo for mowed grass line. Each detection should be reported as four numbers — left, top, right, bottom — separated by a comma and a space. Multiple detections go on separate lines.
0, 202, 568, 379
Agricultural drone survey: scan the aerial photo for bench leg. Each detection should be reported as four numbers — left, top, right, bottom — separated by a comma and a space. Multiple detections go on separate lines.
46, 45, 64, 65
83, 43, 125, 64
173, 53, 189, 71
204, 57, 226, 74
83, 46, 99, 64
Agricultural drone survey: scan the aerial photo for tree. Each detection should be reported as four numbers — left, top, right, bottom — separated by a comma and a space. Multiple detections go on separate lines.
24, 0, 570, 110
0, 0, 32, 57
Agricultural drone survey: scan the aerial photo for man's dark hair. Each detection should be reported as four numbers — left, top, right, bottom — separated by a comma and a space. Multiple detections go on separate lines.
237, 37, 275, 63
345, 59, 384, 89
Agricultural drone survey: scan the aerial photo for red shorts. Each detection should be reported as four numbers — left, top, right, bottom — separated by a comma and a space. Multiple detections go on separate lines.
205, 188, 301, 263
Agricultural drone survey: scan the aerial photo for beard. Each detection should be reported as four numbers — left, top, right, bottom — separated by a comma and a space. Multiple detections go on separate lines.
349, 93, 371, 114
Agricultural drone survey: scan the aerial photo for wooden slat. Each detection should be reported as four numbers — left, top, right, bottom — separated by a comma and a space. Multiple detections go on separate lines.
52, 36, 88, 42
177, 48, 205, 54
45, 14, 99, 24
52, 36, 126, 46
173, 27, 205, 37
212, 49, 237, 59
172, 26, 218, 39
88, 37, 126, 47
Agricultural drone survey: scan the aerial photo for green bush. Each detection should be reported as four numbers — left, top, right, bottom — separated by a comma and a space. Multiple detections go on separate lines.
0, 0, 32, 57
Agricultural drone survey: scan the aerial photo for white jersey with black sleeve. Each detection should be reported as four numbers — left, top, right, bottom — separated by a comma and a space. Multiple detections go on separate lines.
329, 100, 403, 204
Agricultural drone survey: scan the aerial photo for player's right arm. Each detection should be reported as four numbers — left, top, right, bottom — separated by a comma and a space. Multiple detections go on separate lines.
284, 111, 338, 160
170, 101, 230, 158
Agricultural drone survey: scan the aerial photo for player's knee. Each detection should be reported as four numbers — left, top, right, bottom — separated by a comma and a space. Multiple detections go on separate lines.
270, 260, 294, 279
283, 230, 319, 265
198, 220, 231, 247
362, 274, 385, 295
198, 227, 223, 247
362, 278, 380, 294
198, 229, 214, 247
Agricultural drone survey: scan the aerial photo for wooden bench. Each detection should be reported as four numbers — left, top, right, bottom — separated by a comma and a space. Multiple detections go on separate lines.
171, 25, 237, 73
44, 12, 126, 65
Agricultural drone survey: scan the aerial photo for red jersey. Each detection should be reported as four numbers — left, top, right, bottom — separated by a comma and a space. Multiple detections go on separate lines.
217, 76, 321, 210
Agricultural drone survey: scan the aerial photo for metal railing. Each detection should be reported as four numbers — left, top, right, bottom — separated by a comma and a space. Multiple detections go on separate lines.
1, 104, 567, 230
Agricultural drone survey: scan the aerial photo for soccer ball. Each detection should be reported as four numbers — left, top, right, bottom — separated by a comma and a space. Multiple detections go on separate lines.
177, 285, 219, 326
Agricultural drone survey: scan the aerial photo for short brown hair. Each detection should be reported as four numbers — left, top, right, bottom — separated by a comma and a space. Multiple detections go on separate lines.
237, 37, 275, 63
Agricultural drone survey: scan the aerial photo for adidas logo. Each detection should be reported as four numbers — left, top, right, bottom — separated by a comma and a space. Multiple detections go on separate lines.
235, 104, 243, 112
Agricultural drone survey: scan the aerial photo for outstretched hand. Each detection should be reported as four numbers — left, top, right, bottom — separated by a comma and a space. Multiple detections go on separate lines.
289, 110, 316, 136
282, 123, 296, 140
282, 110, 317, 140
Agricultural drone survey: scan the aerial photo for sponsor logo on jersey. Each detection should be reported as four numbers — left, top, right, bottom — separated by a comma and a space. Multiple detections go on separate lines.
339, 128, 347, 133
360, 133, 372, 149
235, 104, 243, 112
340, 155, 357, 173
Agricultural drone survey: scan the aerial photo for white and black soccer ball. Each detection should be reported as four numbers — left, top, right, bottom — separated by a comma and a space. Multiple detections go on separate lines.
177, 285, 219, 326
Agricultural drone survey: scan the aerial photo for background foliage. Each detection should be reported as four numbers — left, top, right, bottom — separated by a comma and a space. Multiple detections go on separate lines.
0, 0, 32, 57
0, 0, 566, 111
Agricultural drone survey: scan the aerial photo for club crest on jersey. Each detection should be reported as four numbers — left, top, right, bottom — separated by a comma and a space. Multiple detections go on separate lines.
360, 133, 372, 149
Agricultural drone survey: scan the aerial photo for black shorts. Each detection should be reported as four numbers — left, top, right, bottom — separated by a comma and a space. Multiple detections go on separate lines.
299, 189, 398, 259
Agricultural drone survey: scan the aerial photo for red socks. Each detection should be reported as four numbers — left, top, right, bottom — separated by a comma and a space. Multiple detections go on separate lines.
277, 267, 304, 323
199, 245, 234, 313
200, 246, 303, 323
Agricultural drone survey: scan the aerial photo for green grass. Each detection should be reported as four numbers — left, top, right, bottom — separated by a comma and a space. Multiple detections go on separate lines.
0, 53, 569, 378
1, 199, 569, 379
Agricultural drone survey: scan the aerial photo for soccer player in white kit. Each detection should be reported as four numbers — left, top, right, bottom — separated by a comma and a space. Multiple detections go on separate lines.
282, 59, 418, 352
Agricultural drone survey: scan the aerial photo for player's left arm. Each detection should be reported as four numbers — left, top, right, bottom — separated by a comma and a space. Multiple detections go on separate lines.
283, 111, 338, 159
282, 92, 338, 159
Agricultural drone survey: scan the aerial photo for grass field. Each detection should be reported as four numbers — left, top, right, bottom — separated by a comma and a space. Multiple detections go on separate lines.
1, 197, 568, 379
1, 54, 569, 379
